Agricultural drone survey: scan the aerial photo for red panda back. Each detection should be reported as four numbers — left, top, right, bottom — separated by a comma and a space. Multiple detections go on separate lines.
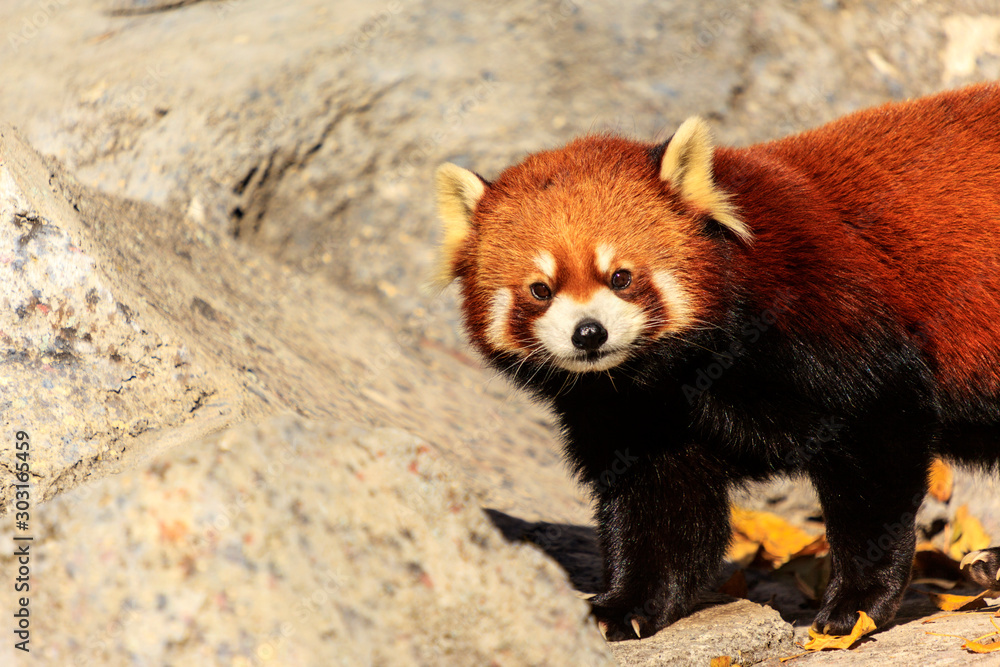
714, 82, 1000, 402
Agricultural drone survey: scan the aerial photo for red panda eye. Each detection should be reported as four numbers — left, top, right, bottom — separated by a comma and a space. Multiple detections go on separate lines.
529, 282, 552, 300
611, 269, 632, 290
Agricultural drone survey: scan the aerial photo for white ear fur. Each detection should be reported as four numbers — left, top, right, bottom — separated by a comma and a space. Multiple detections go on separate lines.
433, 163, 486, 287
660, 116, 752, 243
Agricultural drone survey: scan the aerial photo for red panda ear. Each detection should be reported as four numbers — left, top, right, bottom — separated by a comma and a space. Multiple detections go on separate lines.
433, 163, 487, 287
660, 116, 752, 243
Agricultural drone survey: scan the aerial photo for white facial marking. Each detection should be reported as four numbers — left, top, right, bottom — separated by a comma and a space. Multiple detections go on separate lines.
486, 288, 513, 348
652, 270, 695, 331
533, 251, 557, 279
533, 289, 646, 372
595, 243, 615, 275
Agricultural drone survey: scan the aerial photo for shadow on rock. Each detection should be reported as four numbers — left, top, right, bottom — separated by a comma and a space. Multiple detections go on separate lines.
484, 508, 604, 594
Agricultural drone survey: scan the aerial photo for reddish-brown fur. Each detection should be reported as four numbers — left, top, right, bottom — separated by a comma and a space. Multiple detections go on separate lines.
441, 83, 1000, 640
454, 138, 723, 357
714, 84, 1000, 406
458, 83, 1000, 401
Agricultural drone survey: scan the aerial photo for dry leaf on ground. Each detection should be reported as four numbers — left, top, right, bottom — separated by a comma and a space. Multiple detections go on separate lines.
963, 638, 1000, 653
803, 611, 877, 650
949, 504, 992, 561
927, 616, 1000, 654
776, 552, 831, 602
928, 458, 954, 502
728, 536, 762, 568
730, 506, 817, 566
927, 590, 992, 612
912, 546, 963, 583
791, 535, 829, 558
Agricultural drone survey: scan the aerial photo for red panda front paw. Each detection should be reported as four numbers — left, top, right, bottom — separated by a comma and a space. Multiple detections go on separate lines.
590, 594, 678, 641
811, 591, 900, 636
961, 547, 1000, 588
591, 607, 649, 642
810, 605, 865, 637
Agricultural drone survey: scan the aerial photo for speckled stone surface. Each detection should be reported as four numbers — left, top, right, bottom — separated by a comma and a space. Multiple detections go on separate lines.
0, 124, 234, 513
2, 1, 1000, 665
0, 416, 613, 666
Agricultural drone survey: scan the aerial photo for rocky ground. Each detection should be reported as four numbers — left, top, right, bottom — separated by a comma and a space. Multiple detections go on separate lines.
2, 0, 1000, 665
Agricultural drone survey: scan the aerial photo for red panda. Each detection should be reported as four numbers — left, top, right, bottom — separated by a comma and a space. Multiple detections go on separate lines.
434, 82, 1000, 641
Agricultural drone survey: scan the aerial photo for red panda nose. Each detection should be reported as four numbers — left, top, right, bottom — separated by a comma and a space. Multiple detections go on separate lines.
572, 319, 608, 351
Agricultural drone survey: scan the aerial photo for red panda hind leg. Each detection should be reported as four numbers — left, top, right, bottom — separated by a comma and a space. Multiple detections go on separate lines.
805, 413, 933, 635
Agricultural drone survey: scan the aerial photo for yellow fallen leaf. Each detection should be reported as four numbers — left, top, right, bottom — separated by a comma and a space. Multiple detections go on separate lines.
775, 551, 831, 603
779, 651, 810, 663
922, 610, 1000, 624
928, 458, 954, 502
728, 534, 762, 567
730, 506, 817, 566
929, 590, 991, 611
949, 504, 991, 561
793, 572, 819, 601
791, 535, 829, 558
803, 611, 876, 650
964, 639, 1000, 653
912, 545, 964, 584
710, 657, 732, 667
928, 616, 1000, 653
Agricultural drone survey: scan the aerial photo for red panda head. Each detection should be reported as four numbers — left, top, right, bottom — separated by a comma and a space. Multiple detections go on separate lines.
435, 117, 750, 374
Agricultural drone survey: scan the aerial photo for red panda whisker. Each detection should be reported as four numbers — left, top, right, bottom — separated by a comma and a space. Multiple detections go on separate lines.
510, 347, 546, 379
688, 318, 728, 333
554, 371, 577, 397
486, 345, 547, 385
524, 352, 558, 387
604, 370, 618, 392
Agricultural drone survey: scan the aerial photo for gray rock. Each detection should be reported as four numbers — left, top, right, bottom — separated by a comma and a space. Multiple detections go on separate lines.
0, 415, 614, 665
608, 598, 794, 666
3, 1, 1000, 665
788, 611, 1000, 665
4, 0, 999, 326
0, 123, 235, 513
0, 121, 588, 528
